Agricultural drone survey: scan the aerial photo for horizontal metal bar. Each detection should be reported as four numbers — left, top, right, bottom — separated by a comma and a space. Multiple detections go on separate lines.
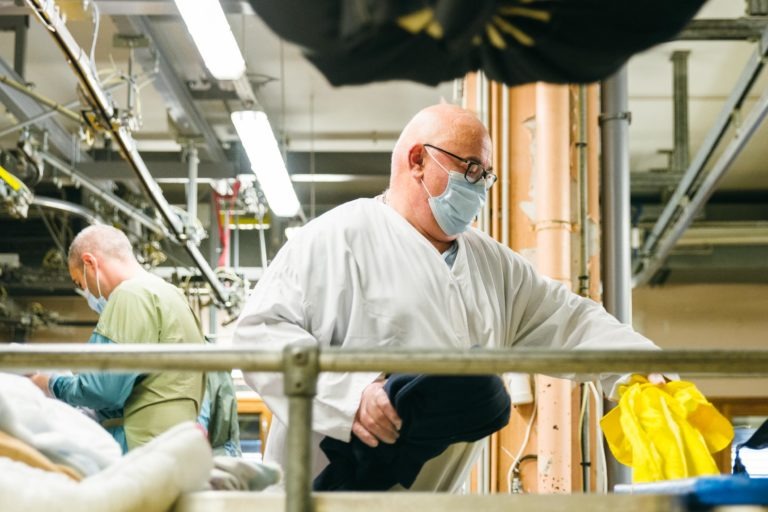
2, 344, 768, 376
676, 18, 768, 40
176, 491, 684, 512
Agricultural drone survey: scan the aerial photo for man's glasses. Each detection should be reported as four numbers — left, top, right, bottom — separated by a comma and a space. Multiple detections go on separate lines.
424, 143, 497, 190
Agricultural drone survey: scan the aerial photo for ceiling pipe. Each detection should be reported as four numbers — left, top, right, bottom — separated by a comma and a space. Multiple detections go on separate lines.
26, 0, 230, 308
39, 152, 167, 237
31, 196, 102, 225
599, 66, 633, 490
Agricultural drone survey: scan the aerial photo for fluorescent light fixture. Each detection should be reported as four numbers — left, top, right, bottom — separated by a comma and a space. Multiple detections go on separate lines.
174, 0, 245, 80
291, 174, 386, 183
231, 111, 300, 218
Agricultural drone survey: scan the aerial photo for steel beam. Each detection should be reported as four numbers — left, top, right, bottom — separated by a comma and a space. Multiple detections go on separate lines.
676, 18, 768, 40
0, 57, 90, 161
634, 25, 768, 284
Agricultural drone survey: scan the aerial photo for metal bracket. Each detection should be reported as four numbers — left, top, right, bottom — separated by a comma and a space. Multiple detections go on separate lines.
283, 340, 319, 397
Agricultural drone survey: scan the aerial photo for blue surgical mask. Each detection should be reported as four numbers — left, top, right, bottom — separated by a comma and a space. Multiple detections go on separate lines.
83, 262, 108, 314
422, 155, 487, 236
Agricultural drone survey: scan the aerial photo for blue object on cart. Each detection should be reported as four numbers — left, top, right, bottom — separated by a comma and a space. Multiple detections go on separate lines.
615, 475, 768, 507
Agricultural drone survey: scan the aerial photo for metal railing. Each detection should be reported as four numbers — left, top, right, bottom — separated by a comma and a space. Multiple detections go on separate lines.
2, 343, 768, 512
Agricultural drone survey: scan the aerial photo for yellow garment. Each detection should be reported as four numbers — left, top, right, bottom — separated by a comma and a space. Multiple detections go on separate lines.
600, 375, 733, 483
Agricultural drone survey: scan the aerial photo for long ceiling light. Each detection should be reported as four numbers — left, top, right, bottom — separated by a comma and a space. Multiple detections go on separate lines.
173, 0, 245, 80
231, 111, 300, 218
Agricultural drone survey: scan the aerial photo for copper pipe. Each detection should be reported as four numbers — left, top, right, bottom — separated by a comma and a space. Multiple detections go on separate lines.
535, 83, 573, 493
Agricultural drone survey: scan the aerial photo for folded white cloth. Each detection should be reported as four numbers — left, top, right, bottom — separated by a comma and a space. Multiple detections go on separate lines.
0, 373, 120, 475
208, 456, 281, 491
0, 421, 213, 512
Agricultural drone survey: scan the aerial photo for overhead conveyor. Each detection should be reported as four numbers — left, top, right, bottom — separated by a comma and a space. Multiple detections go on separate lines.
23, 0, 232, 310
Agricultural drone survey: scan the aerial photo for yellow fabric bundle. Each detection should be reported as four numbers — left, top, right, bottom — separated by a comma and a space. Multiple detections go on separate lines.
600, 375, 734, 483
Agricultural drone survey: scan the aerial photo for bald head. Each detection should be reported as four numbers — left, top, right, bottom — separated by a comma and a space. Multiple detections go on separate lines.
391, 104, 490, 175
68, 225, 135, 271
386, 104, 492, 252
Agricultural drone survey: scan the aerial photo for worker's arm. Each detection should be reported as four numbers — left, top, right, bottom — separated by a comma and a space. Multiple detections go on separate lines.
47, 332, 142, 411
233, 239, 382, 443
506, 254, 670, 395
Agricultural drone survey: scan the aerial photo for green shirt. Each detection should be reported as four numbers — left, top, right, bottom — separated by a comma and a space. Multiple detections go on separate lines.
95, 272, 205, 450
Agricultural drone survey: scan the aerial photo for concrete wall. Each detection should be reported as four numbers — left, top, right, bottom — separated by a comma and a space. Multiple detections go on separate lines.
633, 283, 768, 397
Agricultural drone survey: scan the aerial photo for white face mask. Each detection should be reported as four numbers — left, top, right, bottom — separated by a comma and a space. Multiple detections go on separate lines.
83, 262, 108, 314
421, 148, 487, 236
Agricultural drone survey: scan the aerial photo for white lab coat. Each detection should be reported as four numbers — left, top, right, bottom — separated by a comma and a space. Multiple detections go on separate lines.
233, 198, 659, 491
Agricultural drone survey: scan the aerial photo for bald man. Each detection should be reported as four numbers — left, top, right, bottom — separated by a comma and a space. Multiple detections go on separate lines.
31, 225, 207, 453
234, 104, 661, 491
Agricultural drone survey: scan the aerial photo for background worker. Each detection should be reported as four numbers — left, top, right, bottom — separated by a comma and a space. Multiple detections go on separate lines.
30, 225, 236, 453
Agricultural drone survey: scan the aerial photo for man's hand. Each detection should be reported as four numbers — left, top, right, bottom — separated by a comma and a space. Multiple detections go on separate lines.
352, 380, 402, 448
29, 373, 52, 397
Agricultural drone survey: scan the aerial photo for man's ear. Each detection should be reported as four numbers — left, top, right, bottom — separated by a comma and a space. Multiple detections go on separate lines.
407, 144, 425, 178
81, 252, 96, 267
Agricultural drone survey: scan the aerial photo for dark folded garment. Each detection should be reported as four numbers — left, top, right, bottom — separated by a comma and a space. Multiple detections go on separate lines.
249, 0, 706, 87
313, 374, 511, 491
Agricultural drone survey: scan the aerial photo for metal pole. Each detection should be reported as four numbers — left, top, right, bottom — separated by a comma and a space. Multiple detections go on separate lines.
233, 215, 240, 270
577, 85, 591, 492
283, 341, 319, 512
258, 207, 268, 269
599, 68, 632, 323
599, 66, 633, 489
501, 85, 510, 247
671, 51, 691, 173
0, 74, 81, 122
578, 85, 590, 298
13, 15, 27, 78
186, 143, 199, 230
208, 191, 219, 339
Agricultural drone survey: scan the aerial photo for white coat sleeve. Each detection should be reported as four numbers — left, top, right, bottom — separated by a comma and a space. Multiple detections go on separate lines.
506, 255, 663, 397
232, 241, 380, 442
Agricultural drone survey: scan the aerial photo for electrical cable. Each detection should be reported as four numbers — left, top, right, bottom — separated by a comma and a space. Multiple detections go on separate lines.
88, 0, 101, 75
502, 395, 537, 492
587, 381, 608, 493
